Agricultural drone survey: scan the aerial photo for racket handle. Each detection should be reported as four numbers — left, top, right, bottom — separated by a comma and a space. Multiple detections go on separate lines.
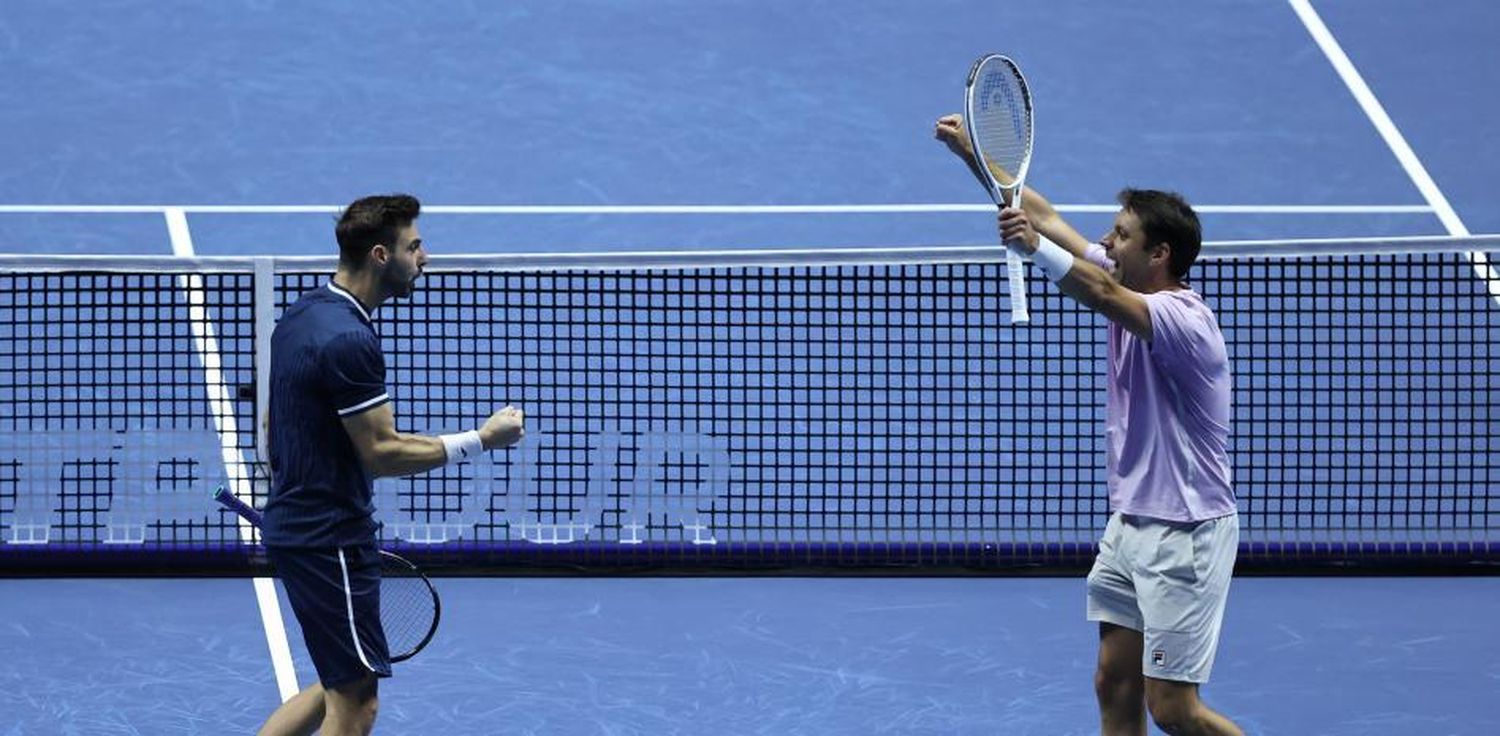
214, 485, 264, 528
1005, 250, 1030, 324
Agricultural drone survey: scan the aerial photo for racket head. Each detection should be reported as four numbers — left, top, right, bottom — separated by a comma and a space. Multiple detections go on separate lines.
964, 54, 1034, 208
379, 550, 441, 662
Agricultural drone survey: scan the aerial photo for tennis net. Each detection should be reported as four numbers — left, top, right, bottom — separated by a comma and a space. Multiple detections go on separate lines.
1, 236, 1497, 572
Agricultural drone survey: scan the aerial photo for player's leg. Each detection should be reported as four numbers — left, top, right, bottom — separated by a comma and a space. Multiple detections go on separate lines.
1143, 678, 1242, 736
320, 673, 379, 736
258, 547, 336, 736
265, 545, 390, 736
1136, 514, 1242, 736
256, 682, 325, 736
1087, 513, 1148, 736
1096, 622, 1147, 736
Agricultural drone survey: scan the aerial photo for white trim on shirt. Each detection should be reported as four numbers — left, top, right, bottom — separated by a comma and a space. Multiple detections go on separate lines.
337, 392, 390, 417
326, 282, 373, 324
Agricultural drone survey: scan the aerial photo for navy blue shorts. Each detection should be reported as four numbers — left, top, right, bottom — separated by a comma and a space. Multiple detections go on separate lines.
267, 543, 391, 688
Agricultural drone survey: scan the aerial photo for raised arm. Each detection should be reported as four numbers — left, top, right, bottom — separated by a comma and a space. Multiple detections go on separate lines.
933, 114, 1092, 258
999, 208, 1152, 340
1009, 183, 1093, 260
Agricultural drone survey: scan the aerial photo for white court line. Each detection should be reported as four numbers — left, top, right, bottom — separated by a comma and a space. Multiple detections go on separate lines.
0, 202, 1436, 215
1290, 0, 1499, 303
165, 208, 301, 703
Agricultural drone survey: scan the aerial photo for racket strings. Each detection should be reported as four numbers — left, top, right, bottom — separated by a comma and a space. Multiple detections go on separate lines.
970, 70, 1031, 180
379, 557, 438, 657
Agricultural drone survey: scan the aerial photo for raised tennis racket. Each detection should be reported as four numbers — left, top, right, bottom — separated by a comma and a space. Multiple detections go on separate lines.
214, 485, 441, 663
964, 53, 1035, 324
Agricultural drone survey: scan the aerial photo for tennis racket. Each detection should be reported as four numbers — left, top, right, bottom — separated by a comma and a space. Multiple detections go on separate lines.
964, 53, 1035, 324
214, 485, 441, 663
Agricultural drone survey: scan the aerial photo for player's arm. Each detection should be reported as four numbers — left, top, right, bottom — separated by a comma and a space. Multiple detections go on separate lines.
326, 330, 525, 477
341, 403, 445, 477
933, 114, 1091, 258
1009, 184, 1093, 260
1000, 208, 1152, 340
342, 403, 526, 478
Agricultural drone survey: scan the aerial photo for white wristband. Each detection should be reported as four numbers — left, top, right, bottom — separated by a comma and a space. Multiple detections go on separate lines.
1031, 235, 1075, 283
439, 430, 483, 464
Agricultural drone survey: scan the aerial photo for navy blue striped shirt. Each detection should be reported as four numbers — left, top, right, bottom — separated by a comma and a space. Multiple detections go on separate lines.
263, 282, 389, 548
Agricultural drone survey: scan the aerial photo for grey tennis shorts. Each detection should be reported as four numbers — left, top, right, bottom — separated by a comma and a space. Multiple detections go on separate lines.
1086, 511, 1239, 683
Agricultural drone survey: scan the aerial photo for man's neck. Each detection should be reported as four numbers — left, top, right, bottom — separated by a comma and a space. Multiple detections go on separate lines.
332, 266, 382, 315
1135, 272, 1185, 294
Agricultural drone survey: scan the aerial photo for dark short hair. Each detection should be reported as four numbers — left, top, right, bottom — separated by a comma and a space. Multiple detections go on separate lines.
335, 194, 421, 267
1117, 188, 1201, 280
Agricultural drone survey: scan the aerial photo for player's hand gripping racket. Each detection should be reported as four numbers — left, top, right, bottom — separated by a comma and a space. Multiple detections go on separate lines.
964, 53, 1035, 324
214, 485, 441, 662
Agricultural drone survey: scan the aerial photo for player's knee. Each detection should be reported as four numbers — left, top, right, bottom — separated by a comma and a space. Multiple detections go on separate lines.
1093, 665, 1134, 705
1093, 667, 1113, 699
357, 696, 379, 732
1094, 646, 1139, 700
324, 698, 378, 736
1145, 690, 1196, 734
322, 676, 380, 735
348, 690, 378, 732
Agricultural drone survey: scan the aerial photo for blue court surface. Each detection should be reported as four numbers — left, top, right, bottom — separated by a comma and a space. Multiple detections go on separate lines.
1, 576, 1497, 735
2, 1, 1499, 734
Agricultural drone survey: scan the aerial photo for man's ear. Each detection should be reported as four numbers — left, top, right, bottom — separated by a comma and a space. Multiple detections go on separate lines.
369, 243, 390, 266
1152, 242, 1173, 267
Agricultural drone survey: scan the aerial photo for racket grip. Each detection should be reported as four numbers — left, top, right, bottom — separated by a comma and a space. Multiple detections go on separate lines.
1005, 250, 1030, 324
214, 485, 264, 528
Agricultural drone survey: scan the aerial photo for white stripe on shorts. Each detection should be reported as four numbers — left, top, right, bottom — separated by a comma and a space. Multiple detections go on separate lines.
337, 547, 377, 673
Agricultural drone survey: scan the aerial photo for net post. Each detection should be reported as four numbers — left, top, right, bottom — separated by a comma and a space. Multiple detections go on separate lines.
254, 257, 275, 479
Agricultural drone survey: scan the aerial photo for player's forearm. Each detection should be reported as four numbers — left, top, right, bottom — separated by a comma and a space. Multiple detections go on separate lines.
365, 434, 449, 477
1052, 257, 1121, 314
975, 156, 1091, 257
1017, 186, 1093, 259
1013, 181, 1059, 224
1013, 235, 1116, 311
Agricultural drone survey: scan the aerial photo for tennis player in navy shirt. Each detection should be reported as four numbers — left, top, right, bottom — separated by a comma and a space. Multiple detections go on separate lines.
257, 194, 525, 736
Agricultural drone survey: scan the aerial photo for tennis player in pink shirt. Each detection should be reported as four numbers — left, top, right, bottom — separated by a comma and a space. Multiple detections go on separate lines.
938, 115, 1244, 736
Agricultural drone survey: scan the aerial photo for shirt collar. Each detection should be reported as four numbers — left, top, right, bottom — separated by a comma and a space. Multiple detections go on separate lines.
326, 281, 373, 324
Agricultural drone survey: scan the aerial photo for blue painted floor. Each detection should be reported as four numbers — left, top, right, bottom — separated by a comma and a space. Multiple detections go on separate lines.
3, 576, 1497, 734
